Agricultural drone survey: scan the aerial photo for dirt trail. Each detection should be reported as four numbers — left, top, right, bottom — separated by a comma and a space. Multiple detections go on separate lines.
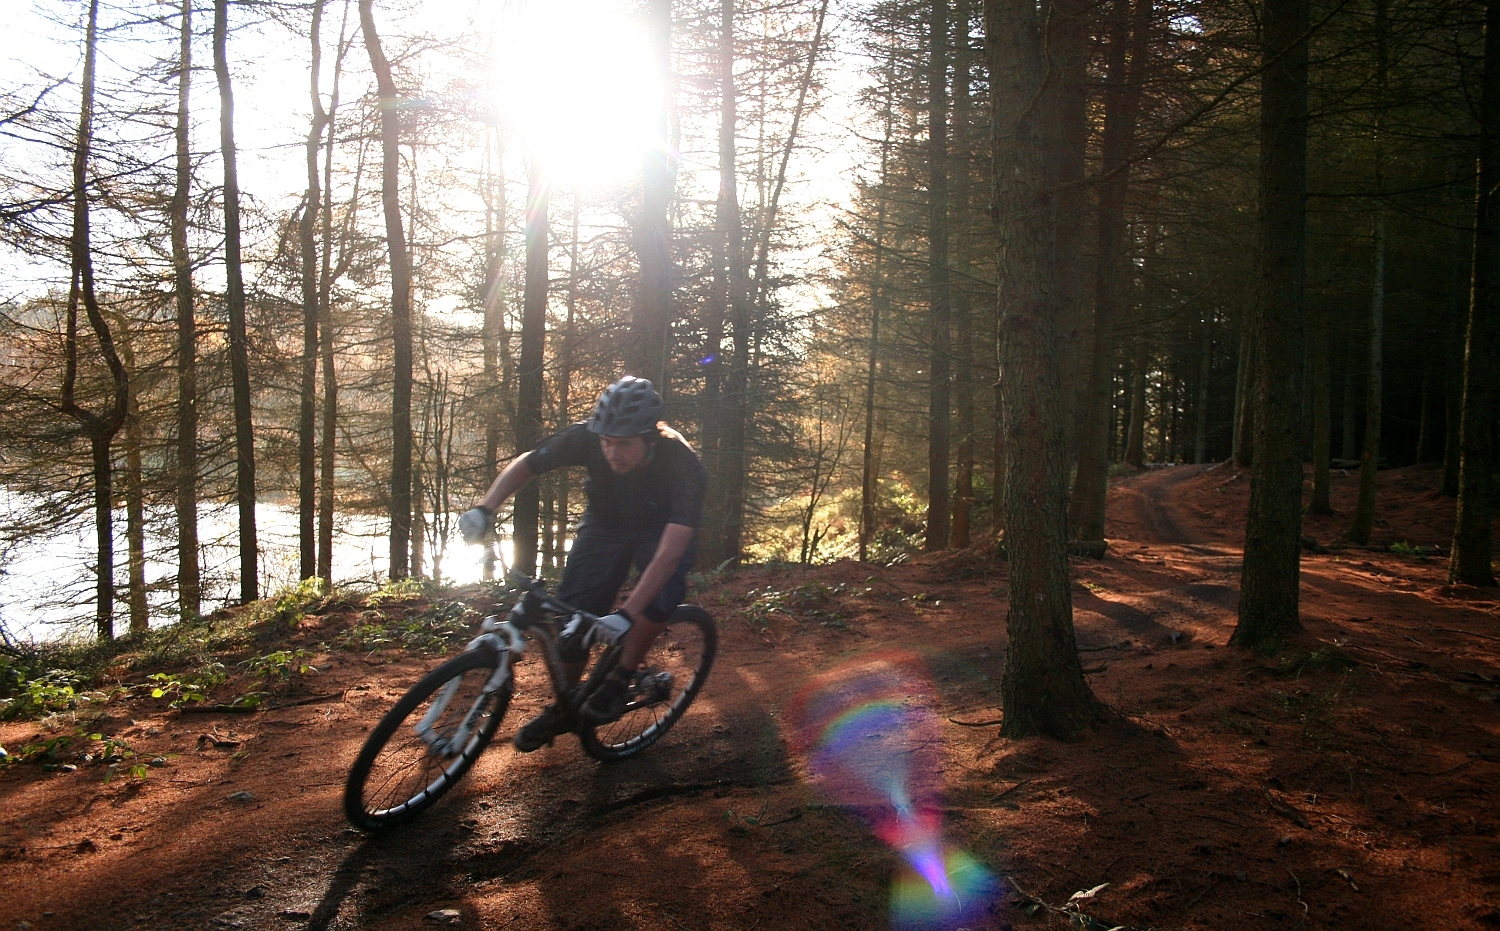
3, 465, 1499, 930
1106, 463, 1218, 547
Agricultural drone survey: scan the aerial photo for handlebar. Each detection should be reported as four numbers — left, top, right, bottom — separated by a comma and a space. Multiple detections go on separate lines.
504, 572, 593, 625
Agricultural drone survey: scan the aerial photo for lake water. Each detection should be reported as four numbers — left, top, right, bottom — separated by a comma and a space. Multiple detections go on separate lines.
0, 496, 515, 642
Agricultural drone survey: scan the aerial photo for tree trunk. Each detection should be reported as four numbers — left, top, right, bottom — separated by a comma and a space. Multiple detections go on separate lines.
1443, 305, 1463, 496
558, 192, 579, 564
360, 0, 413, 581
1050, 0, 1090, 461
1341, 337, 1360, 460
1233, 0, 1310, 652
480, 125, 506, 581
952, 0, 976, 548
1348, 0, 1388, 546
216, 0, 258, 602
926, 0, 951, 552
703, 0, 753, 569
1347, 208, 1385, 543
1450, 0, 1500, 587
860, 44, 897, 563
724, 0, 831, 562
62, 0, 129, 639
985, 0, 1103, 739
317, 3, 351, 585
1232, 320, 1256, 467
631, 0, 674, 386
298, 0, 327, 581
514, 159, 549, 577
1193, 324, 1212, 464
121, 329, 147, 634
172, 0, 200, 621
1068, 0, 1150, 541
1308, 301, 1333, 514
1124, 352, 1147, 468
953, 285, 975, 548
1415, 357, 1434, 463
411, 438, 425, 578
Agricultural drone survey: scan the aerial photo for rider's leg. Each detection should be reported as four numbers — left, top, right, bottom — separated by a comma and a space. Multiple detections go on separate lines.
515, 515, 634, 750
555, 514, 634, 683
577, 528, 698, 726
616, 524, 698, 670
619, 618, 666, 670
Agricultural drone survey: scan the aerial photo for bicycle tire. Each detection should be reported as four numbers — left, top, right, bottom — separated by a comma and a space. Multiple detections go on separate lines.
579, 605, 716, 762
344, 647, 512, 830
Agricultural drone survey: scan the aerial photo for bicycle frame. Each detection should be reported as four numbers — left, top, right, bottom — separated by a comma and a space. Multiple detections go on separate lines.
413, 578, 600, 756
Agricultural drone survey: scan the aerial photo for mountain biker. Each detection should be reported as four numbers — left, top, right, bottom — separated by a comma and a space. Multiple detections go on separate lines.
458, 376, 706, 752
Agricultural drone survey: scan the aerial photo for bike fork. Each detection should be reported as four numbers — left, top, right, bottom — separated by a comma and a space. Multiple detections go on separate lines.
415, 651, 513, 755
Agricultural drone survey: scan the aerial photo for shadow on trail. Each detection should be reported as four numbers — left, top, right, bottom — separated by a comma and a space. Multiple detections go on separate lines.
1007, 715, 1318, 929
301, 654, 796, 928
1073, 587, 1177, 640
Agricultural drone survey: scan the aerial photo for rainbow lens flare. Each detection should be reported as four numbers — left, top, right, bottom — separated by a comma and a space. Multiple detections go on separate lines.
789, 651, 1000, 929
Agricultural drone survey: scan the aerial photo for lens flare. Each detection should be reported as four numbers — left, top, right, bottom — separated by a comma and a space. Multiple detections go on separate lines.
789, 652, 1000, 929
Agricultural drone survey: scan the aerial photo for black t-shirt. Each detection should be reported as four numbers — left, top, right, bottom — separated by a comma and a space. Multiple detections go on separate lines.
524, 422, 706, 530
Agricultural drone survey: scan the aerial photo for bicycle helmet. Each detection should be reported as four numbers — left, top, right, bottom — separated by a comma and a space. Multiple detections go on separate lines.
587, 376, 664, 437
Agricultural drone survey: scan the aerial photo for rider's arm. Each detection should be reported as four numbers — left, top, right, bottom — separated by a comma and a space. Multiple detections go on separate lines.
620, 522, 695, 622
475, 455, 536, 512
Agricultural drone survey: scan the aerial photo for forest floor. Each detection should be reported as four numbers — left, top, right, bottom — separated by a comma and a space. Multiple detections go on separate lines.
2, 463, 1499, 931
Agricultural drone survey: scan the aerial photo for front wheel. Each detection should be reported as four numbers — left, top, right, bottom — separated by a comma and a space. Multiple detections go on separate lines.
344, 647, 512, 830
579, 605, 716, 762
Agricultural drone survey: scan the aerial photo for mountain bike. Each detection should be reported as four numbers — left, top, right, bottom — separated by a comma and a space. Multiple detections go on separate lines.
343, 574, 717, 831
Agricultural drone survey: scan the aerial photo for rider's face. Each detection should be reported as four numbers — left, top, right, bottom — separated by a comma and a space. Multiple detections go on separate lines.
599, 434, 650, 474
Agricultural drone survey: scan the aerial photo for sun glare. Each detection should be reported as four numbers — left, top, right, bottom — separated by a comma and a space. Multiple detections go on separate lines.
495, 0, 662, 187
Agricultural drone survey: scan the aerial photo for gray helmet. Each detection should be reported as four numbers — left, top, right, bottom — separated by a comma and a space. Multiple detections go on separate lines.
587, 376, 663, 437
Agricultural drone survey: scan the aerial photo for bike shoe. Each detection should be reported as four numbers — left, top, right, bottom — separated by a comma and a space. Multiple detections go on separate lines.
579, 670, 632, 726
513, 704, 567, 752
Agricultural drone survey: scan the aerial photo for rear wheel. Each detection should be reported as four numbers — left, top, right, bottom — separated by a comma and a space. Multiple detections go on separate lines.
344, 648, 511, 830
579, 605, 716, 762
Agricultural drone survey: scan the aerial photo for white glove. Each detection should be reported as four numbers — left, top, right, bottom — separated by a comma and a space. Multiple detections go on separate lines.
590, 611, 633, 647
563, 611, 633, 649
458, 506, 493, 544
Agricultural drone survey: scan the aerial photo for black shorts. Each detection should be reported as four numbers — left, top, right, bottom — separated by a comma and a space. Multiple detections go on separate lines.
555, 514, 697, 662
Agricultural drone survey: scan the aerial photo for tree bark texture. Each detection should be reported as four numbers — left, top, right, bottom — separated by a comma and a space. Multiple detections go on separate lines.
299, 0, 327, 580
631, 0, 674, 386
62, 0, 129, 639
985, 0, 1103, 739
860, 43, 897, 563
926, 0, 951, 552
480, 126, 506, 581
1049, 0, 1090, 460
1348, 208, 1385, 543
1232, 321, 1256, 467
1124, 354, 1147, 468
1234, 0, 1310, 651
215, 0, 258, 602
360, 0, 413, 581
1069, 0, 1150, 541
173, 0, 200, 621
515, 160, 549, 577
121, 330, 147, 633
1194, 325, 1212, 464
952, 0, 976, 549
1349, 0, 1387, 546
1308, 302, 1333, 514
317, 0, 353, 584
1450, 0, 1500, 586
703, 0, 753, 569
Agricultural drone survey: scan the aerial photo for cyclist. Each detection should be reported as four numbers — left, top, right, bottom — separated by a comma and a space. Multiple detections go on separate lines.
458, 376, 706, 752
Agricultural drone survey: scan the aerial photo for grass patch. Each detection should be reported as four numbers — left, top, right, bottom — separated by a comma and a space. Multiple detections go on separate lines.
332, 599, 476, 655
